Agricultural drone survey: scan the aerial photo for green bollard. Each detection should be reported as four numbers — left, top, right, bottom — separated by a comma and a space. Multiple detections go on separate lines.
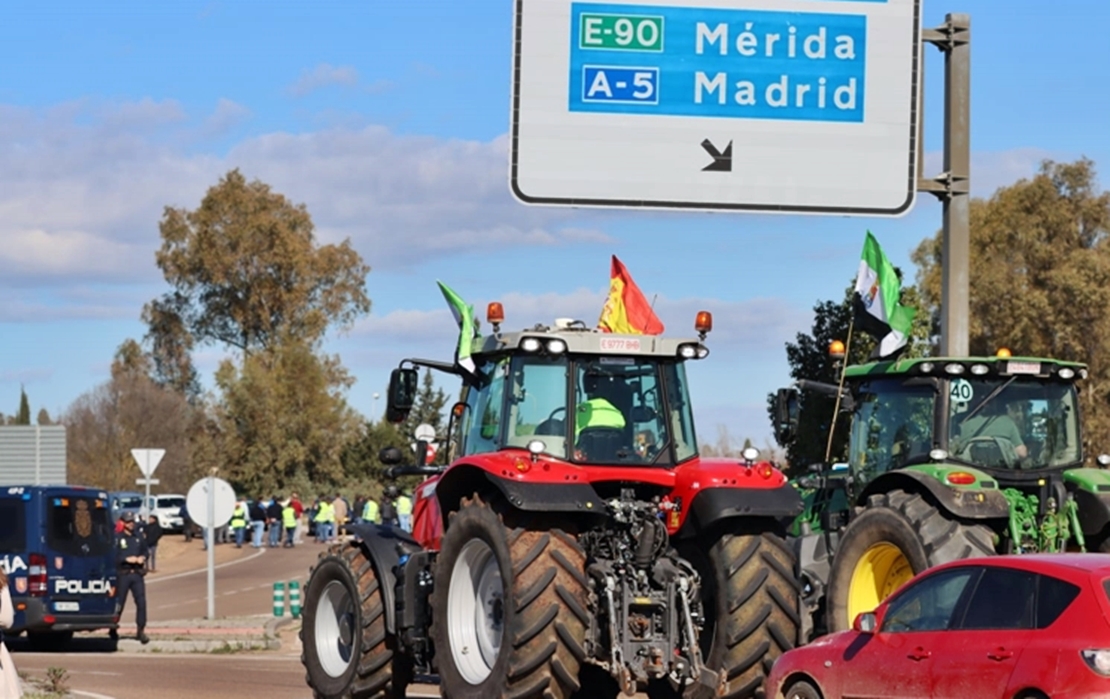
273, 581, 286, 617
289, 580, 302, 619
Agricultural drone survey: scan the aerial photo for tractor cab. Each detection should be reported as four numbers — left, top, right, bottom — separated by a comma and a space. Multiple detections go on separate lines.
847, 355, 1085, 488
391, 308, 713, 469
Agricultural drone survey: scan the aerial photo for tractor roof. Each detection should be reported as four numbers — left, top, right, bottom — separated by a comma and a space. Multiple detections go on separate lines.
844, 355, 1087, 380
473, 320, 706, 359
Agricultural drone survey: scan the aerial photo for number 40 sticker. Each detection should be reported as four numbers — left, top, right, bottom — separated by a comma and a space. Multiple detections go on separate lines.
951, 379, 974, 403
582, 66, 659, 105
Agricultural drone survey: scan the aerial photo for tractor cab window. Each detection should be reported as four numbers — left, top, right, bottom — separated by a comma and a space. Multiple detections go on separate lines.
573, 358, 674, 465
850, 379, 935, 481
662, 362, 697, 463
459, 356, 510, 457
948, 377, 1080, 470
506, 354, 570, 459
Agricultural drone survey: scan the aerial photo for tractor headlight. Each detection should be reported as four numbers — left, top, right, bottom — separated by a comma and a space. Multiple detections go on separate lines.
546, 339, 566, 355
520, 338, 541, 352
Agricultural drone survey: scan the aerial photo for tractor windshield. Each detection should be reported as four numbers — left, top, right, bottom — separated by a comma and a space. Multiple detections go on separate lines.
571, 357, 680, 465
849, 379, 936, 482
947, 377, 1080, 470
456, 352, 697, 465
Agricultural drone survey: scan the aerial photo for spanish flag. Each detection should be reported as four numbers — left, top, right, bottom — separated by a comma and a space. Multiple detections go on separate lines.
598, 256, 664, 335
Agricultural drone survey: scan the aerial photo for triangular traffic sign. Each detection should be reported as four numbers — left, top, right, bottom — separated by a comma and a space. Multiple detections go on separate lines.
131, 448, 166, 477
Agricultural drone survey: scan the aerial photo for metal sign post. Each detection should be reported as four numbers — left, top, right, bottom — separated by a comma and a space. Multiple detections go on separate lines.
917, 14, 971, 357
130, 449, 165, 519
186, 476, 236, 619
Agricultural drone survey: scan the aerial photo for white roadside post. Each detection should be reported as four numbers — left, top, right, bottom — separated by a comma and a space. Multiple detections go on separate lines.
186, 476, 236, 619
131, 448, 165, 520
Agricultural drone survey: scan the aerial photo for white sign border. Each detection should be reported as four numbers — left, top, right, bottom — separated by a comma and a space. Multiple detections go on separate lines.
509, 0, 923, 216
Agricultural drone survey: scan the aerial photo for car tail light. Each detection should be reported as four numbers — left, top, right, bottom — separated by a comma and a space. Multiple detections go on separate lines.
28, 553, 47, 596
1082, 650, 1110, 676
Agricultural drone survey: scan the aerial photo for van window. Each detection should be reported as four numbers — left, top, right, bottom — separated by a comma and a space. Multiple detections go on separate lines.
0, 500, 27, 553
47, 496, 113, 557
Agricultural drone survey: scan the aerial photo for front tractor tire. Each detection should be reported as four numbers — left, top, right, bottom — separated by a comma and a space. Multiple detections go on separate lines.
657, 529, 800, 699
432, 494, 590, 699
826, 489, 996, 632
302, 542, 413, 699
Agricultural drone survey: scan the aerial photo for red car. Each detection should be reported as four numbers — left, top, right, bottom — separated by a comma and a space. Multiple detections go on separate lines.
767, 554, 1110, 699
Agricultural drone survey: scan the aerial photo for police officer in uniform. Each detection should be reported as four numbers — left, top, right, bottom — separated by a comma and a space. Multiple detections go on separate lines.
112, 511, 150, 644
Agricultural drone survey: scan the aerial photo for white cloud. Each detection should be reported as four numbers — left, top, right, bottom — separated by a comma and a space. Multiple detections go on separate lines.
202, 98, 251, 137
0, 105, 606, 303
286, 63, 361, 97
353, 289, 807, 356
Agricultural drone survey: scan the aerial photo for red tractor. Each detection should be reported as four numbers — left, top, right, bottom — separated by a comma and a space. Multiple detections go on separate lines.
301, 307, 803, 699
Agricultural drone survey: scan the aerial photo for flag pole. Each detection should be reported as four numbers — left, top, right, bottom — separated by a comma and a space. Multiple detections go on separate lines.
824, 317, 855, 464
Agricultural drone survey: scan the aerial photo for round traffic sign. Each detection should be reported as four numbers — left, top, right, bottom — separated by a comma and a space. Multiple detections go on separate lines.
414, 423, 437, 442
186, 477, 237, 528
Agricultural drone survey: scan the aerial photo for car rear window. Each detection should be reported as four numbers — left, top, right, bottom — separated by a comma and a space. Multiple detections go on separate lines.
115, 495, 142, 509
0, 499, 27, 553
1036, 575, 1080, 628
960, 568, 1037, 630
47, 495, 113, 557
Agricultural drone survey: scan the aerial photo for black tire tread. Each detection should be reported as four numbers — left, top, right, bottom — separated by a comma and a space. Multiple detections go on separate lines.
874, 490, 995, 563
302, 541, 412, 699
712, 531, 800, 699
433, 495, 589, 699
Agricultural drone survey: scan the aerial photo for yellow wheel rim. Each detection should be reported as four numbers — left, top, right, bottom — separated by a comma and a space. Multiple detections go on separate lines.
848, 543, 914, 622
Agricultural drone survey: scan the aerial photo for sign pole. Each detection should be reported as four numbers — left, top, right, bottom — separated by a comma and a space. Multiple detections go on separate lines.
142, 452, 152, 519
919, 13, 971, 357
207, 474, 216, 620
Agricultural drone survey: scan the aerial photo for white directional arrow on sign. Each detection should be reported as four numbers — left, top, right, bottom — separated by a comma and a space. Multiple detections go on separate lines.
131, 448, 166, 477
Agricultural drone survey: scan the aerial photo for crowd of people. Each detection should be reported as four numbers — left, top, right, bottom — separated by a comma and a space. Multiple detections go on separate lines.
175, 487, 416, 550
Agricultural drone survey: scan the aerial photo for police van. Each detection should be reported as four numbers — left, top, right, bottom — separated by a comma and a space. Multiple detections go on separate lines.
0, 485, 119, 648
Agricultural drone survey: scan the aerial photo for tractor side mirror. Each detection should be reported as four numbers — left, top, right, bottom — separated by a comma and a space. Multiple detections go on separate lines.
774, 388, 800, 444
386, 368, 419, 423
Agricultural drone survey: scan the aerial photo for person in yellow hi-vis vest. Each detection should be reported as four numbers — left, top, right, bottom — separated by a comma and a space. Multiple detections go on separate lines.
282, 500, 298, 548
396, 491, 414, 532
313, 499, 335, 543
574, 372, 628, 460
230, 500, 248, 549
362, 498, 381, 525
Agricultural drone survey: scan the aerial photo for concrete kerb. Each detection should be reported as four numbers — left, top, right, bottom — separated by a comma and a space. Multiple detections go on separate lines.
112, 614, 288, 653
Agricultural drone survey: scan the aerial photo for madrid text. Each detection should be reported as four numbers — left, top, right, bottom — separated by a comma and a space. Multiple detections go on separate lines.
693, 22, 859, 112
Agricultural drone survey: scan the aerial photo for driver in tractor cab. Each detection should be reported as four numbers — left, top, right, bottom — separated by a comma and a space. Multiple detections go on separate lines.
954, 392, 1029, 466
574, 371, 629, 460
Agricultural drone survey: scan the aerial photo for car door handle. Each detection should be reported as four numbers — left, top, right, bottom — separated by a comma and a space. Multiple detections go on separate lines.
908, 647, 931, 661
987, 647, 1014, 661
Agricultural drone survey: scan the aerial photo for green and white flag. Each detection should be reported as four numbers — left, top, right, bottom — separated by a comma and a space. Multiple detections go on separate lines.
854, 231, 916, 357
437, 280, 479, 375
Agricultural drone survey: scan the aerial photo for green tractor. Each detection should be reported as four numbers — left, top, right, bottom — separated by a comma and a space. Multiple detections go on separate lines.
774, 353, 1110, 641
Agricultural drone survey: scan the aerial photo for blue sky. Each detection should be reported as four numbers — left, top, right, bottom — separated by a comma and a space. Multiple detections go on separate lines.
1, 0, 1107, 450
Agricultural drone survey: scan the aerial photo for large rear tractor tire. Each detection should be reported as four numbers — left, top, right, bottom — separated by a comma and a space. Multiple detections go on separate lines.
826, 489, 996, 632
432, 494, 589, 699
652, 529, 799, 699
302, 542, 412, 699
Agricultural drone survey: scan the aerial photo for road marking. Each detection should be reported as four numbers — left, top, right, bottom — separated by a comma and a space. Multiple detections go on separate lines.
73, 691, 119, 699
148, 548, 267, 583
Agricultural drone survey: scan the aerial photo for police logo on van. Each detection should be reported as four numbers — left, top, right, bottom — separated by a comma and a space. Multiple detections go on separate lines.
0, 555, 27, 574
54, 578, 111, 595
